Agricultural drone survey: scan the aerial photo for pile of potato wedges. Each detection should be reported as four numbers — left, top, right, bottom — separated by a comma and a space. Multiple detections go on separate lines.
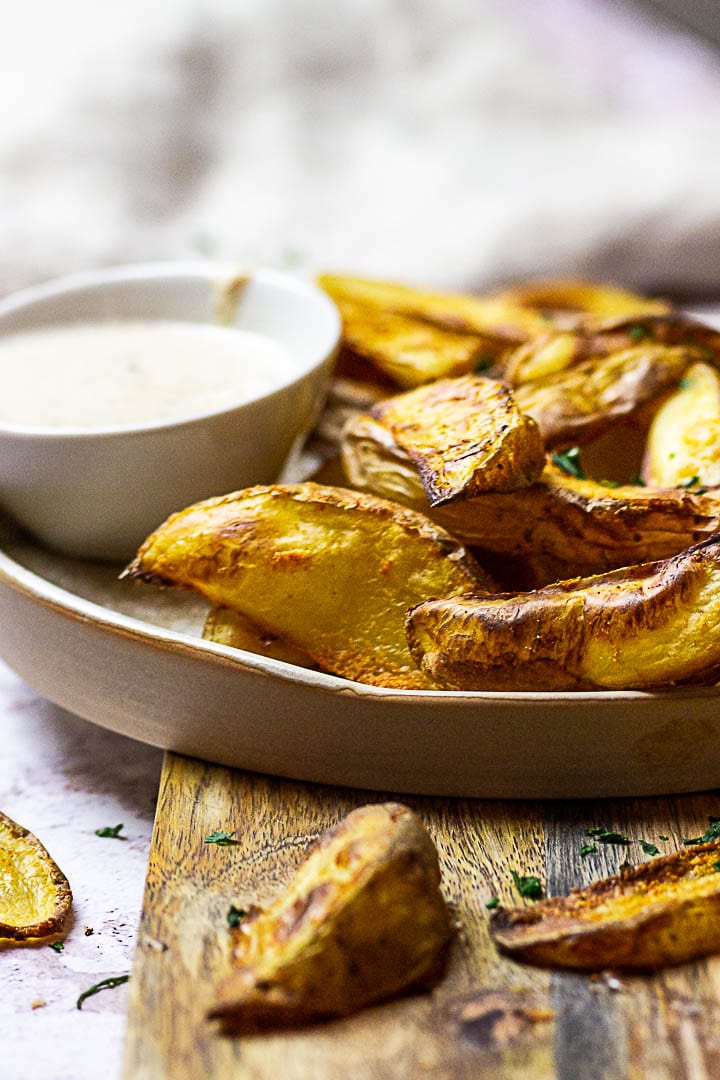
128, 274, 720, 693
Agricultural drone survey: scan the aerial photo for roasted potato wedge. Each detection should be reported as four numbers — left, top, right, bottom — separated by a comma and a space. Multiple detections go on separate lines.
643, 361, 720, 489
368, 375, 545, 505
342, 414, 720, 579
0, 811, 72, 945
492, 279, 670, 321
209, 803, 451, 1030
407, 534, 720, 691
490, 841, 720, 971
127, 483, 491, 689
203, 606, 320, 670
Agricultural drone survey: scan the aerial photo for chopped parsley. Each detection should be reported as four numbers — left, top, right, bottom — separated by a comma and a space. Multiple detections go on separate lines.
639, 840, 660, 856
95, 824, 126, 840
76, 974, 130, 1011
474, 354, 493, 374
683, 816, 720, 846
204, 830, 239, 846
658, 835, 669, 841
679, 376, 693, 390
586, 827, 630, 845
511, 871, 543, 900
48, 942, 64, 953
679, 476, 700, 489
579, 843, 597, 857
552, 446, 584, 479
628, 325, 651, 341
629, 473, 646, 486
226, 904, 247, 927
714, 861, 720, 872
485, 896, 500, 910
620, 859, 631, 870
601, 479, 621, 489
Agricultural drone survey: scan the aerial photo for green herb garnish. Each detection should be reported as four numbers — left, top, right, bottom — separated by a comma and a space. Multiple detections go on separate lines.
48, 942, 64, 953
579, 843, 597, 857
629, 473, 646, 486
586, 827, 630, 845
713, 860, 720, 872
226, 904, 247, 927
485, 896, 500, 910
628, 325, 651, 341
601, 480, 621, 489
683, 816, 720, 846
679, 476, 700, 489
95, 824, 126, 840
204, 831, 239, 846
620, 859, 631, 870
76, 974, 130, 1011
474, 355, 493, 374
679, 376, 693, 389
639, 840, 660, 856
658, 835, 669, 841
511, 871, 543, 900
551, 446, 584, 479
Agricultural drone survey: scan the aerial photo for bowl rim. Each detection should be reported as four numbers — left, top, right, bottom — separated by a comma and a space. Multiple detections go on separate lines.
0, 260, 341, 439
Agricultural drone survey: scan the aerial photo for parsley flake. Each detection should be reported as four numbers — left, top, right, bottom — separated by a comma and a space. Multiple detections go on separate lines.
683, 816, 720, 846
485, 896, 500, 910
679, 376, 693, 390
204, 830, 239, 846
551, 446, 584, 479
679, 476, 700, 489
511, 871, 543, 900
628, 325, 651, 341
226, 904, 247, 927
586, 827, 630, 845
95, 824, 126, 840
714, 861, 720, 872
639, 840, 660, 856
474, 355, 493, 374
629, 473, 646, 486
48, 941, 64, 953
76, 974, 130, 1011
658, 835, 669, 841
579, 843, 597, 857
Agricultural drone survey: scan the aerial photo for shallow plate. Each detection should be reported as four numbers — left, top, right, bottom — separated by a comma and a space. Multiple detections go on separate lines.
1, 513, 720, 799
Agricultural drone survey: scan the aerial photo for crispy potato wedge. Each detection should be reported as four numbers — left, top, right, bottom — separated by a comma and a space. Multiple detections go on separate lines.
209, 803, 451, 1029
127, 483, 491, 689
407, 534, 720, 691
368, 375, 545, 505
0, 811, 72, 945
342, 414, 720, 579
492, 279, 670, 321
513, 344, 701, 448
490, 841, 720, 971
203, 606, 321, 670
643, 362, 720, 488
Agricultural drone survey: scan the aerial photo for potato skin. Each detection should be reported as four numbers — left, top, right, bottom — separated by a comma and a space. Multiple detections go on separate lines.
490, 841, 720, 971
0, 811, 72, 944
209, 803, 451, 1029
407, 534, 720, 691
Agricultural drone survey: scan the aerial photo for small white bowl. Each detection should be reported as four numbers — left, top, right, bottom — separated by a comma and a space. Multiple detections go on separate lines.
0, 262, 340, 560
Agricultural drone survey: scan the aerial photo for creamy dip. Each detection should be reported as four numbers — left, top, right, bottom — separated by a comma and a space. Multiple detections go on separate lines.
0, 320, 297, 428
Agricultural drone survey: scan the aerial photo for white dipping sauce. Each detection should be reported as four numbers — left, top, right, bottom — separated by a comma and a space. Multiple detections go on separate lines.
0, 320, 296, 428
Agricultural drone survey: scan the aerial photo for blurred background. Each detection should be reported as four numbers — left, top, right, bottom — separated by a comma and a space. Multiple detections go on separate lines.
2, 0, 720, 297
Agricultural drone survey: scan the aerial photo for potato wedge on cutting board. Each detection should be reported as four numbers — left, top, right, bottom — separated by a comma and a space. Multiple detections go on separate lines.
209, 803, 451, 1029
490, 841, 720, 971
128, 483, 491, 689
407, 534, 720, 691
369, 375, 545, 505
643, 361, 720, 489
0, 811, 72, 944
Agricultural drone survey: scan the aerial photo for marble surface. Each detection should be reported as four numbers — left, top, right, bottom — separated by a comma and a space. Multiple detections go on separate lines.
0, 661, 162, 1080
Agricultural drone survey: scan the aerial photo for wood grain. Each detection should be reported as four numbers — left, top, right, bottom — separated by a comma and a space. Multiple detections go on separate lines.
123, 754, 720, 1079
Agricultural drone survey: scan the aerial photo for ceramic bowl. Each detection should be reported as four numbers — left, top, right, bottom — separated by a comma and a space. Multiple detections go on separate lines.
0, 262, 340, 560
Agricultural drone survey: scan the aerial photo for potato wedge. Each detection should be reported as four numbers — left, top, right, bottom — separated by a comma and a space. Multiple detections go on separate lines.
643, 362, 720, 489
203, 606, 320, 670
368, 375, 545, 505
0, 810, 72, 944
407, 534, 720, 691
127, 483, 491, 689
492, 279, 670, 321
209, 803, 451, 1029
490, 841, 720, 971
342, 414, 720, 579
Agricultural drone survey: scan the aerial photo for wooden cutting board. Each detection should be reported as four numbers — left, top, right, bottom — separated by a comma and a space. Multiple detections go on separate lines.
123, 752, 720, 1079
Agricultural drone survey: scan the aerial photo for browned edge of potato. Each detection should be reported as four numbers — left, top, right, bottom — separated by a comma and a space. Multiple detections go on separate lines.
209, 802, 452, 1030
490, 840, 720, 971
406, 533, 720, 691
202, 605, 321, 670
0, 810, 72, 945
643, 361, 720, 488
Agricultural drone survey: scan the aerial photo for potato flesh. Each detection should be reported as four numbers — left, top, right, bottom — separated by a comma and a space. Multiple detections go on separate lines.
369, 375, 545, 505
490, 841, 720, 970
407, 535, 720, 691
128, 483, 488, 689
209, 803, 451, 1028
203, 606, 320, 670
0, 812, 72, 942
644, 362, 720, 488
492, 279, 670, 320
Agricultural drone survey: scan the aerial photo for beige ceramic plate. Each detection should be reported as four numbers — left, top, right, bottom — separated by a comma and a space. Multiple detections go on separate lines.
1, 512, 720, 799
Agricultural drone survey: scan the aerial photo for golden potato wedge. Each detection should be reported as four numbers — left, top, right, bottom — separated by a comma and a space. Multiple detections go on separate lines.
643, 362, 720, 489
407, 534, 720, 691
513, 344, 701, 448
342, 414, 720, 579
209, 803, 451, 1029
492, 279, 670, 321
490, 841, 720, 971
203, 606, 321, 670
0, 811, 72, 945
127, 483, 491, 689
368, 375, 545, 506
